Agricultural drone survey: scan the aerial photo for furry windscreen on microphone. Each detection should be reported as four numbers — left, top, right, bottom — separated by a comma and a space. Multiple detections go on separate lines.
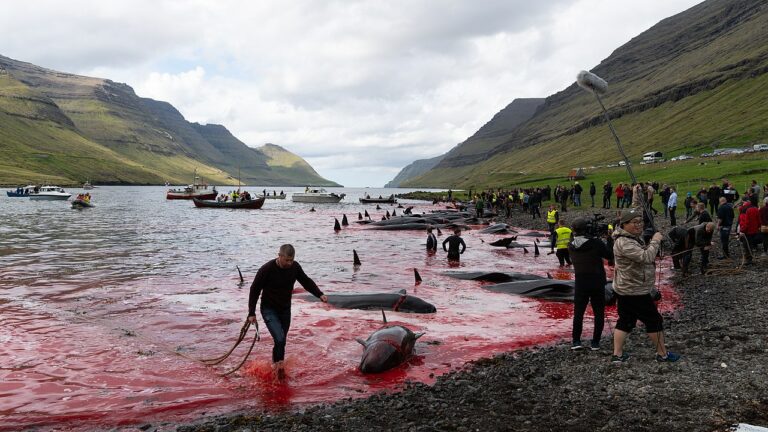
576, 70, 608, 94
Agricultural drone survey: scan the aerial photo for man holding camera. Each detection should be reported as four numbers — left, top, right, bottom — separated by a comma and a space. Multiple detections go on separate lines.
611, 209, 680, 363
568, 217, 614, 350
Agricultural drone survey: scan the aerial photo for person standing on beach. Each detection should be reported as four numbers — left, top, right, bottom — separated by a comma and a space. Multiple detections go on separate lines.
248, 244, 328, 379
611, 209, 680, 363
568, 217, 614, 351
716, 197, 734, 259
442, 228, 466, 262
553, 219, 573, 266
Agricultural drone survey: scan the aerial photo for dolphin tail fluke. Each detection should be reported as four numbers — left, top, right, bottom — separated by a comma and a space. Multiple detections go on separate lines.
334, 218, 341, 231
236, 265, 244, 283
381, 309, 388, 324
414, 268, 422, 285
353, 249, 362, 266
534, 243, 540, 256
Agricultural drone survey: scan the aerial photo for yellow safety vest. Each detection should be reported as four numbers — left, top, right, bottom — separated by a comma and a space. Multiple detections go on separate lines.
546, 210, 558, 223
555, 227, 572, 250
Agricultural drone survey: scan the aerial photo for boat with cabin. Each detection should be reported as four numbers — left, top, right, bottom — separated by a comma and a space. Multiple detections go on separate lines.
166, 170, 217, 200
292, 188, 345, 203
29, 186, 71, 201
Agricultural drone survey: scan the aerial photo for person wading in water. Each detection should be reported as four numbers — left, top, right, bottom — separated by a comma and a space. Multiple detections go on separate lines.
247, 244, 328, 379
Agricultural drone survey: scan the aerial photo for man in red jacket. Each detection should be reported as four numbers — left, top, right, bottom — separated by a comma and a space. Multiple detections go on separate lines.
759, 197, 768, 255
737, 197, 762, 263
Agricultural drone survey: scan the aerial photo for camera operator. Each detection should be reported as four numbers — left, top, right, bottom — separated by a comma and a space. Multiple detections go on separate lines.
611, 209, 680, 363
568, 217, 614, 351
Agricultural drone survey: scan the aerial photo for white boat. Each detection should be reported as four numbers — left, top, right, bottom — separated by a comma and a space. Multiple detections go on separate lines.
83, 181, 95, 190
29, 185, 72, 201
292, 188, 345, 203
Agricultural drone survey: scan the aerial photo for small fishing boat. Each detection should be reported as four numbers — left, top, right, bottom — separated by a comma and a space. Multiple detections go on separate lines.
29, 185, 71, 201
360, 195, 397, 204
264, 193, 286, 200
83, 181, 95, 190
193, 196, 265, 209
166, 169, 217, 200
71, 199, 94, 209
292, 188, 345, 203
6, 185, 38, 197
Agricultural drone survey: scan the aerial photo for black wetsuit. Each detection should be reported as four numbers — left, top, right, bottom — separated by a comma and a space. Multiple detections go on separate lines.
248, 259, 324, 362
442, 235, 466, 260
426, 233, 437, 251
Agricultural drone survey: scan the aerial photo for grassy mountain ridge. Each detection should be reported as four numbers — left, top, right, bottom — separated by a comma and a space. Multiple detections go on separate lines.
403, 0, 768, 189
0, 54, 338, 186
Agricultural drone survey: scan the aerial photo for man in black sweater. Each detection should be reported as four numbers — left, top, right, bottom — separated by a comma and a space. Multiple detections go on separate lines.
568, 218, 614, 351
248, 244, 327, 379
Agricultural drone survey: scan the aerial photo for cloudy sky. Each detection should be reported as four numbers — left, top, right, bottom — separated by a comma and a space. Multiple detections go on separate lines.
1, 0, 702, 186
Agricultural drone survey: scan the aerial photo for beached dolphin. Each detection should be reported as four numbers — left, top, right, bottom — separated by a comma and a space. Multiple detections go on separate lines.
488, 237, 518, 247
443, 271, 547, 283
518, 231, 549, 238
357, 323, 424, 374
483, 279, 614, 303
303, 290, 437, 313
479, 224, 517, 234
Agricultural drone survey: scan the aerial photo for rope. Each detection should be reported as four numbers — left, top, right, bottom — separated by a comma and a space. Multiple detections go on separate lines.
219, 326, 261, 376
198, 319, 251, 365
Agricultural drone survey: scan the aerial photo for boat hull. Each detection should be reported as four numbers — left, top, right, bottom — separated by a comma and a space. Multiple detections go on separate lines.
292, 194, 344, 203
72, 200, 94, 208
29, 194, 72, 201
264, 194, 286, 200
167, 191, 218, 200
6, 191, 30, 197
359, 198, 397, 204
192, 197, 265, 209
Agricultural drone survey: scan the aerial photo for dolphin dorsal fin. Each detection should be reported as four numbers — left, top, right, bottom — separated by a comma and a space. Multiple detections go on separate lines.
381, 309, 388, 324
398, 289, 407, 295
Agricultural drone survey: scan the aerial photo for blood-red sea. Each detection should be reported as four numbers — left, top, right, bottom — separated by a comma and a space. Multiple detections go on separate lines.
0, 187, 680, 430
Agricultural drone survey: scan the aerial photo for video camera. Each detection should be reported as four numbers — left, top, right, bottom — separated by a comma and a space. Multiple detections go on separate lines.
585, 213, 611, 238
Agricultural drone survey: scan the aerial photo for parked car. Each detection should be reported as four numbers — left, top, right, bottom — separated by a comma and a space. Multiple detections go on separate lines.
670, 154, 694, 161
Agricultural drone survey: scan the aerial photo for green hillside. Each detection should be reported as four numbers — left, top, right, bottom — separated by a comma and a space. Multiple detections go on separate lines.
0, 55, 337, 186
403, 0, 768, 190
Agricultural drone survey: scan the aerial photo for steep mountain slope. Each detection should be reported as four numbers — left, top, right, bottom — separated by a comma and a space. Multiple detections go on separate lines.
387, 98, 544, 187
0, 55, 338, 186
404, 0, 768, 188
384, 155, 444, 188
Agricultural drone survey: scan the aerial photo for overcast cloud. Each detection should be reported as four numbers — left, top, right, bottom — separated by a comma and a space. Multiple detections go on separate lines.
0, 0, 702, 186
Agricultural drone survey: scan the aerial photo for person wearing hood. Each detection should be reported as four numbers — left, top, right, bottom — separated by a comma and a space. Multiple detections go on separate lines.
611, 209, 680, 363
568, 217, 614, 351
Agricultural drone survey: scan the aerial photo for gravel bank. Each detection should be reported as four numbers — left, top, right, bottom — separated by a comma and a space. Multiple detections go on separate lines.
179, 205, 768, 432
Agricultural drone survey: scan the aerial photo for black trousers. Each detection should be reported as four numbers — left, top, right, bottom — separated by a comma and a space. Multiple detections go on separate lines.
669, 206, 677, 226
572, 284, 606, 344
556, 249, 571, 266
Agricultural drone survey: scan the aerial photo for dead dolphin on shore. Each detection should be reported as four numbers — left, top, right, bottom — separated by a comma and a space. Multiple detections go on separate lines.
357, 311, 424, 373
443, 271, 547, 283
303, 290, 437, 313
483, 279, 614, 303
478, 224, 517, 234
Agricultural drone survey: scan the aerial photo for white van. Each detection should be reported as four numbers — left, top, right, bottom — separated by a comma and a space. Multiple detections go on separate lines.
753, 143, 768, 151
642, 151, 664, 163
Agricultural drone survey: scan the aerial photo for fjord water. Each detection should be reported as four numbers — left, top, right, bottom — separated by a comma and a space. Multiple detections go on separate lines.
0, 186, 678, 430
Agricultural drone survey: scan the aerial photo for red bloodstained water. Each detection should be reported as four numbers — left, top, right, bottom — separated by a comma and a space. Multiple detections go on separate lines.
0, 189, 681, 430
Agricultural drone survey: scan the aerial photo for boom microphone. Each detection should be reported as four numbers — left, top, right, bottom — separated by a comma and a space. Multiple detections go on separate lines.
576, 70, 608, 94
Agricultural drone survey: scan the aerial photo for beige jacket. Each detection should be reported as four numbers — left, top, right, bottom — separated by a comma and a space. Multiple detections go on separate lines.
612, 227, 661, 296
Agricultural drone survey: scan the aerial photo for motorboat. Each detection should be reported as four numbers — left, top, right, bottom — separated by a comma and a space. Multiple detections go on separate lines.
29, 186, 71, 201
292, 188, 345, 203
360, 195, 397, 204
193, 196, 265, 209
72, 195, 94, 208
6, 185, 38, 197
83, 181, 95, 190
166, 169, 217, 200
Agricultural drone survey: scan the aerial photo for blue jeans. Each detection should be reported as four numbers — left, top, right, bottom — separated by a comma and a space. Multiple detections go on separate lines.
261, 307, 291, 362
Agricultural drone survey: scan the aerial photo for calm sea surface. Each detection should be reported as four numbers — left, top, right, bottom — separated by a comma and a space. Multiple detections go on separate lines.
0, 186, 678, 430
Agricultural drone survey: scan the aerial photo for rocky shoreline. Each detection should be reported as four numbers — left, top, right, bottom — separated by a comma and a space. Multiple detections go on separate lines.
179, 205, 768, 432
